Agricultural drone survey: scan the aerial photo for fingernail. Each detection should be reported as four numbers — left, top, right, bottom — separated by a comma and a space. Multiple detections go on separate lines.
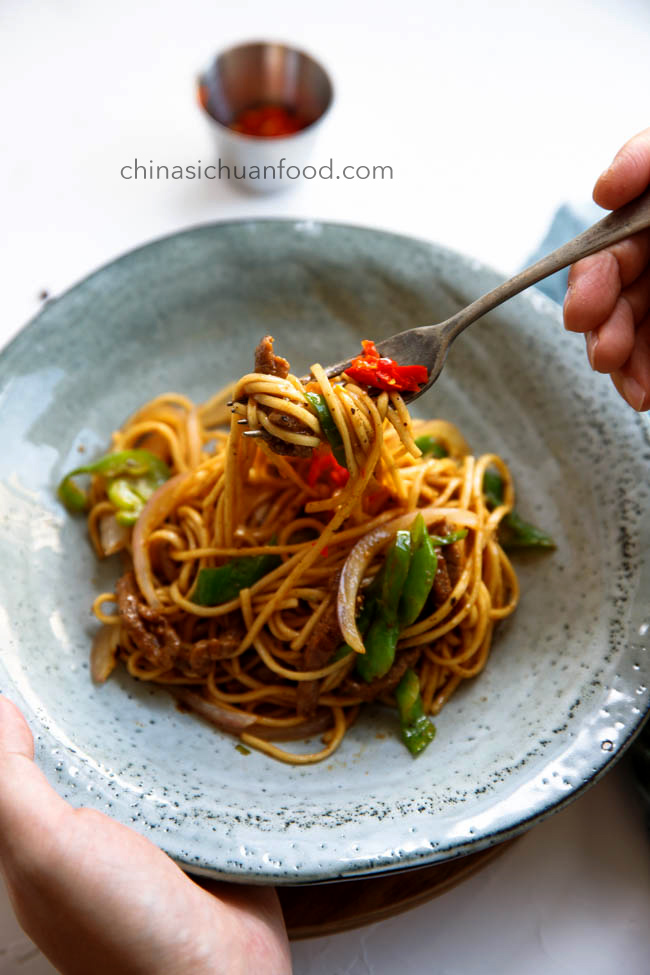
599, 150, 621, 180
563, 283, 575, 321
586, 332, 599, 369
622, 376, 647, 411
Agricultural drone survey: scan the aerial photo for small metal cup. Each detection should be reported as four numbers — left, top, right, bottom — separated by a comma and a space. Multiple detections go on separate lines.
198, 41, 333, 193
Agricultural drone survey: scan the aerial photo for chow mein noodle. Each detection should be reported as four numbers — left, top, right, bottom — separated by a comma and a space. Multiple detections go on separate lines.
59, 336, 553, 764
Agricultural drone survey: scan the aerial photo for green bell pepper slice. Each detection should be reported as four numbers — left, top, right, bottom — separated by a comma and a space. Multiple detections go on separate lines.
356, 529, 412, 682
395, 667, 436, 756
483, 469, 555, 550
414, 434, 448, 458
399, 513, 438, 628
304, 391, 347, 468
193, 549, 282, 606
58, 449, 170, 525
353, 519, 468, 681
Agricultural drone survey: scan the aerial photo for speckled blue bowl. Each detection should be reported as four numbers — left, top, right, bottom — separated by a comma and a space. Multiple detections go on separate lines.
0, 220, 648, 883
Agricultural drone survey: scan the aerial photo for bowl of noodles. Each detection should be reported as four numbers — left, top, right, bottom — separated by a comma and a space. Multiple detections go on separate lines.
0, 220, 648, 883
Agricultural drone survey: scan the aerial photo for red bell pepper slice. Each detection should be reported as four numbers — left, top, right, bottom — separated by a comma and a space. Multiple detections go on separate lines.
307, 448, 350, 488
345, 339, 428, 393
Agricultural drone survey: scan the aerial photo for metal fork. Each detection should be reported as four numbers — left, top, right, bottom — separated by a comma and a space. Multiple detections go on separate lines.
315, 187, 650, 403
241, 186, 650, 433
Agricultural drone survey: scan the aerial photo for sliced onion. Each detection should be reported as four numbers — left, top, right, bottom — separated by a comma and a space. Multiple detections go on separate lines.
91, 624, 121, 683
246, 710, 333, 742
338, 506, 479, 654
132, 472, 191, 608
98, 512, 130, 556
174, 689, 258, 735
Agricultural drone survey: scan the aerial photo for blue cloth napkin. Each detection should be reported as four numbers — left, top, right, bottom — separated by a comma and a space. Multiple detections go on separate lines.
523, 201, 602, 304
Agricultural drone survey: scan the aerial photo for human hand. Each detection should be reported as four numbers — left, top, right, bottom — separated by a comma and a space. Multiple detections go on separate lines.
0, 695, 292, 975
563, 127, 650, 411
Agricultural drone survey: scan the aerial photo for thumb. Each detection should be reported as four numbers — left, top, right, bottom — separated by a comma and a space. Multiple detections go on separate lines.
594, 127, 650, 210
0, 695, 35, 759
0, 696, 69, 870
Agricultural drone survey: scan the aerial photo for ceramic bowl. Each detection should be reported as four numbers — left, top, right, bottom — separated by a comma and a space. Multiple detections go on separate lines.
0, 220, 648, 883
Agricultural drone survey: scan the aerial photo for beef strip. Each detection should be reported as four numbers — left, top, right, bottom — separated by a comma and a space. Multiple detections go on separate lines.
432, 551, 453, 606
438, 519, 464, 587
445, 539, 464, 587
260, 429, 313, 458
260, 410, 313, 458
115, 572, 181, 670
432, 515, 467, 603
342, 646, 421, 702
254, 335, 290, 379
187, 629, 243, 675
268, 411, 310, 436
296, 598, 342, 717
247, 662, 279, 685
253, 337, 312, 457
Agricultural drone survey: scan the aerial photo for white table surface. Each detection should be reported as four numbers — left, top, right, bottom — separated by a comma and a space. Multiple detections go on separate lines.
1, 1, 649, 972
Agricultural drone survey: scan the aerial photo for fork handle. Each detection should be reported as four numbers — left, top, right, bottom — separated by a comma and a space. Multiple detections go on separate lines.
443, 186, 650, 340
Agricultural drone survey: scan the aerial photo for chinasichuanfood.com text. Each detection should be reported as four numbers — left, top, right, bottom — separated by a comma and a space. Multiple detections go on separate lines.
119, 158, 394, 181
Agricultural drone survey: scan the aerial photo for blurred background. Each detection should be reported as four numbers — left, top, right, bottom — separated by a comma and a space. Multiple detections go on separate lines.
1, 0, 649, 972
